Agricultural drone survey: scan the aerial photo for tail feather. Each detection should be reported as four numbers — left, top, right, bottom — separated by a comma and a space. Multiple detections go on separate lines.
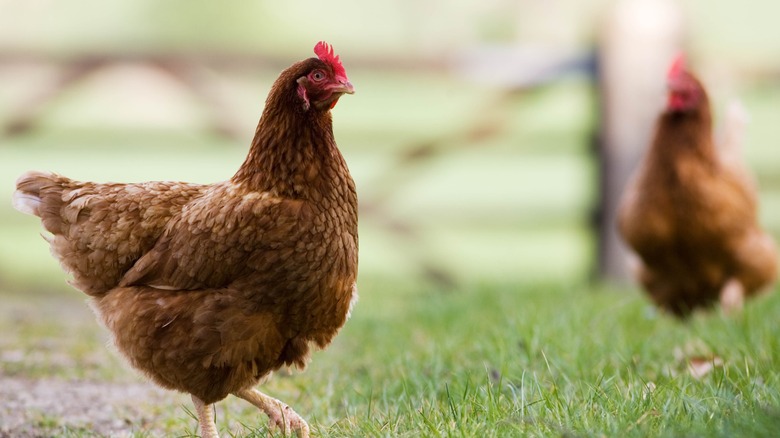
719, 99, 749, 158
13, 171, 68, 234
13, 171, 49, 216
717, 99, 758, 195
11, 190, 41, 216
13, 171, 205, 295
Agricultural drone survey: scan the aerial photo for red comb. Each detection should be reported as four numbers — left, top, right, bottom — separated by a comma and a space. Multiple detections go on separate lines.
314, 41, 347, 79
667, 53, 686, 79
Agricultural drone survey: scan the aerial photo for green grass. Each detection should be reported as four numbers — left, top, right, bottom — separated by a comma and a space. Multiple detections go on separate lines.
3, 279, 780, 437
306, 280, 780, 437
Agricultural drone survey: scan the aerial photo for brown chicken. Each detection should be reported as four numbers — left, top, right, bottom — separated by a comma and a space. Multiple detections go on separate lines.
618, 55, 777, 317
12, 41, 357, 437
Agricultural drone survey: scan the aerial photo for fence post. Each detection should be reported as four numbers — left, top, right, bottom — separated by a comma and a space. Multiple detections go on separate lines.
596, 0, 684, 282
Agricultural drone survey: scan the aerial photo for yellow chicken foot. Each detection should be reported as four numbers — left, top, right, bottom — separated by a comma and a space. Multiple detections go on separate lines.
235, 388, 310, 437
191, 395, 220, 438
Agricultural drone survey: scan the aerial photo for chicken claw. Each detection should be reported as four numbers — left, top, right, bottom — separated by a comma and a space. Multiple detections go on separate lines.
235, 388, 311, 437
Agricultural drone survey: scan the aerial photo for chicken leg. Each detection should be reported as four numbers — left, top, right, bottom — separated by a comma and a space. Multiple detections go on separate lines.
234, 388, 310, 437
719, 278, 745, 315
191, 394, 219, 438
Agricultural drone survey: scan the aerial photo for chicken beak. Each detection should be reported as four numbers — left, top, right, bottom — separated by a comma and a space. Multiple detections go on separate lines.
321, 79, 355, 110
332, 80, 355, 95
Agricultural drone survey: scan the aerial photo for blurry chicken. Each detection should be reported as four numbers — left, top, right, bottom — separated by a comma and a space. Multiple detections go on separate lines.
618, 55, 777, 317
12, 41, 357, 437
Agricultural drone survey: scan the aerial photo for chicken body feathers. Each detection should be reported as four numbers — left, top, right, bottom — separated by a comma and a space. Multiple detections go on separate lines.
15, 170, 357, 403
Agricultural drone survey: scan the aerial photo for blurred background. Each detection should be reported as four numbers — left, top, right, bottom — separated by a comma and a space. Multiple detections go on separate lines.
1, 0, 779, 295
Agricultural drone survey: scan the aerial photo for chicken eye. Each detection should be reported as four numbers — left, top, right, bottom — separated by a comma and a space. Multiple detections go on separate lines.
311, 71, 326, 82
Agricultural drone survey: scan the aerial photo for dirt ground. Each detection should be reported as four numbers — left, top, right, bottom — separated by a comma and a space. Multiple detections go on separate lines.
0, 375, 178, 437
0, 293, 197, 437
